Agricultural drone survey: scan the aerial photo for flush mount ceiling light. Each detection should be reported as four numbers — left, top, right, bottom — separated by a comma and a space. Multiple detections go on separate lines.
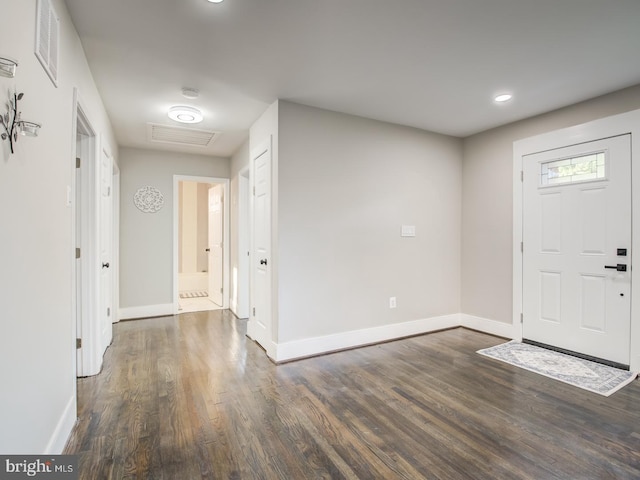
168, 105, 203, 124
494, 93, 513, 103
207, 0, 224, 3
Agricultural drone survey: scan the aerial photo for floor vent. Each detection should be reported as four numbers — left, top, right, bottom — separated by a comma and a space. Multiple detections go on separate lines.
147, 123, 218, 147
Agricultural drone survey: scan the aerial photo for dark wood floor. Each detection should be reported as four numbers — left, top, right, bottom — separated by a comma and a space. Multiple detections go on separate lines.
64, 310, 640, 479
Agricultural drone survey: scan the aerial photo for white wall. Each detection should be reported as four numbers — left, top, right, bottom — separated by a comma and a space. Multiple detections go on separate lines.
276, 101, 463, 344
461, 84, 640, 324
0, 0, 117, 453
119, 147, 228, 313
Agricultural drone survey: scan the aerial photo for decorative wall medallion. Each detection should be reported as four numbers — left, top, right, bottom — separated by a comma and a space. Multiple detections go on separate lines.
134, 186, 164, 213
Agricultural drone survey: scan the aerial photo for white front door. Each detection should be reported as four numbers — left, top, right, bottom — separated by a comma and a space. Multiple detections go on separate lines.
99, 145, 113, 351
523, 135, 631, 365
208, 184, 224, 306
249, 141, 272, 350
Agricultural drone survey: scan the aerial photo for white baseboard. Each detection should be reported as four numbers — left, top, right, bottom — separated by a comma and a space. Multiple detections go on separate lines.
119, 303, 174, 320
45, 395, 76, 454
460, 314, 516, 339
273, 314, 461, 362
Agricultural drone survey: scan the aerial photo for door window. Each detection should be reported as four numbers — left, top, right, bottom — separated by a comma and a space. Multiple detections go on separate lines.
540, 151, 606, 187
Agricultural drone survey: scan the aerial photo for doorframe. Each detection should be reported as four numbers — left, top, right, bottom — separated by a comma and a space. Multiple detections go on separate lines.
513, 108, 640, 371
72, 88, 102, 377
112, 161, 120, 324
235, 167, 251, 319
172, 175, 230, 313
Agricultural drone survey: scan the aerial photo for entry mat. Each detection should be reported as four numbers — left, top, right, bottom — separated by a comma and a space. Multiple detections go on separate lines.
179, 291, 208, 299
477, 341, 637, 396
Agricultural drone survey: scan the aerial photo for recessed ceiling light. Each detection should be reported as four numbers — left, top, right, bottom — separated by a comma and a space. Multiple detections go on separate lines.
207, 0, 224, 3
168, 106, 203, 124
494, 93, 513, 103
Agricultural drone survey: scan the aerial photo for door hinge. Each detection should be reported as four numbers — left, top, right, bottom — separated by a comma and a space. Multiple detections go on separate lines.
220, 287, 223, 294
107, 307, 111, 317
520, 313, 523, 324
75, 247, 81, 259
76, 157, 81, 169
253, 186, 256, 195
253, 307, 256, 316
520, 171, 524, 182
76, 338, 82, 349
520, 241, 523, 253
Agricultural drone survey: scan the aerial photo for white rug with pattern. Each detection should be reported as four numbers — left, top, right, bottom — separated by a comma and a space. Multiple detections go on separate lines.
477, 341, 637, 396
179, 291, 208, 299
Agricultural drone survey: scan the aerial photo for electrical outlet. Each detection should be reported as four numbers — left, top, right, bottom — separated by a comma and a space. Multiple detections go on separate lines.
389, 297, 397, 309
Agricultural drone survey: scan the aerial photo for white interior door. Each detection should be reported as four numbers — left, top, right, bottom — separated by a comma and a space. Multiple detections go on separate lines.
523, 135, 631, 366
99, 145, 113, 351
249, 142, 272, 349
208, 184, 224, 306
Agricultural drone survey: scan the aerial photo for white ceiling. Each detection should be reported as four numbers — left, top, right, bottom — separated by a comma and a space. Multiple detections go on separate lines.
64, 0, 640, 158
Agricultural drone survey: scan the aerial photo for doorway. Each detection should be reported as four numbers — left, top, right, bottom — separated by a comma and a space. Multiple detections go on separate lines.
522, 135, 631, 366
173, 176, 230, 314
73, 90, 115, 377
513, 109, 640, 372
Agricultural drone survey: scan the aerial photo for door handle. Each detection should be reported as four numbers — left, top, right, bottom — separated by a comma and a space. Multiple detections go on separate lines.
260, 259, 268, 266
205, 248, 210, 252
102, 262, 110, 269
604, 264, 627, 272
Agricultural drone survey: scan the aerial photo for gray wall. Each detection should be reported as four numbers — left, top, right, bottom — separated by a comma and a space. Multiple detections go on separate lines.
120, 148, 229, 308
0, 0, 118, 453
461, 84, 640, 324
277, 101, 463, 343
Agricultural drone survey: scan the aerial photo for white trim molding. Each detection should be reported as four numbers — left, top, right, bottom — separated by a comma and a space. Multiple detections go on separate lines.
119, 303, 174, 320
44, 395, 76, 454
273, 314, 461, 363
459, 314, 516, 339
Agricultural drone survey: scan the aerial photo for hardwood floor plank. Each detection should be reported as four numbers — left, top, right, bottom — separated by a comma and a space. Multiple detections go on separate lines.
64, 312, 640, 479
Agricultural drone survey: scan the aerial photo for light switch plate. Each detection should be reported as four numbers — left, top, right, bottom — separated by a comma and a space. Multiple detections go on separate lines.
401, 225, 416, 237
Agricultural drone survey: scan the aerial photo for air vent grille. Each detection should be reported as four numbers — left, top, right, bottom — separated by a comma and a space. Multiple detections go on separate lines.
147, 123, 217, 147
35, 0, 60, 86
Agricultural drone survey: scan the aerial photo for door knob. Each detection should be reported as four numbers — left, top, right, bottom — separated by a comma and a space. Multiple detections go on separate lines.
260, 259, 268, 266
102, 262, 110, 269
604, 264, 627, 272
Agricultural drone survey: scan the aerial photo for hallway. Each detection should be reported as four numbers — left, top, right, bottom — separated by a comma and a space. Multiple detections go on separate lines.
64, 312, 640, 479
